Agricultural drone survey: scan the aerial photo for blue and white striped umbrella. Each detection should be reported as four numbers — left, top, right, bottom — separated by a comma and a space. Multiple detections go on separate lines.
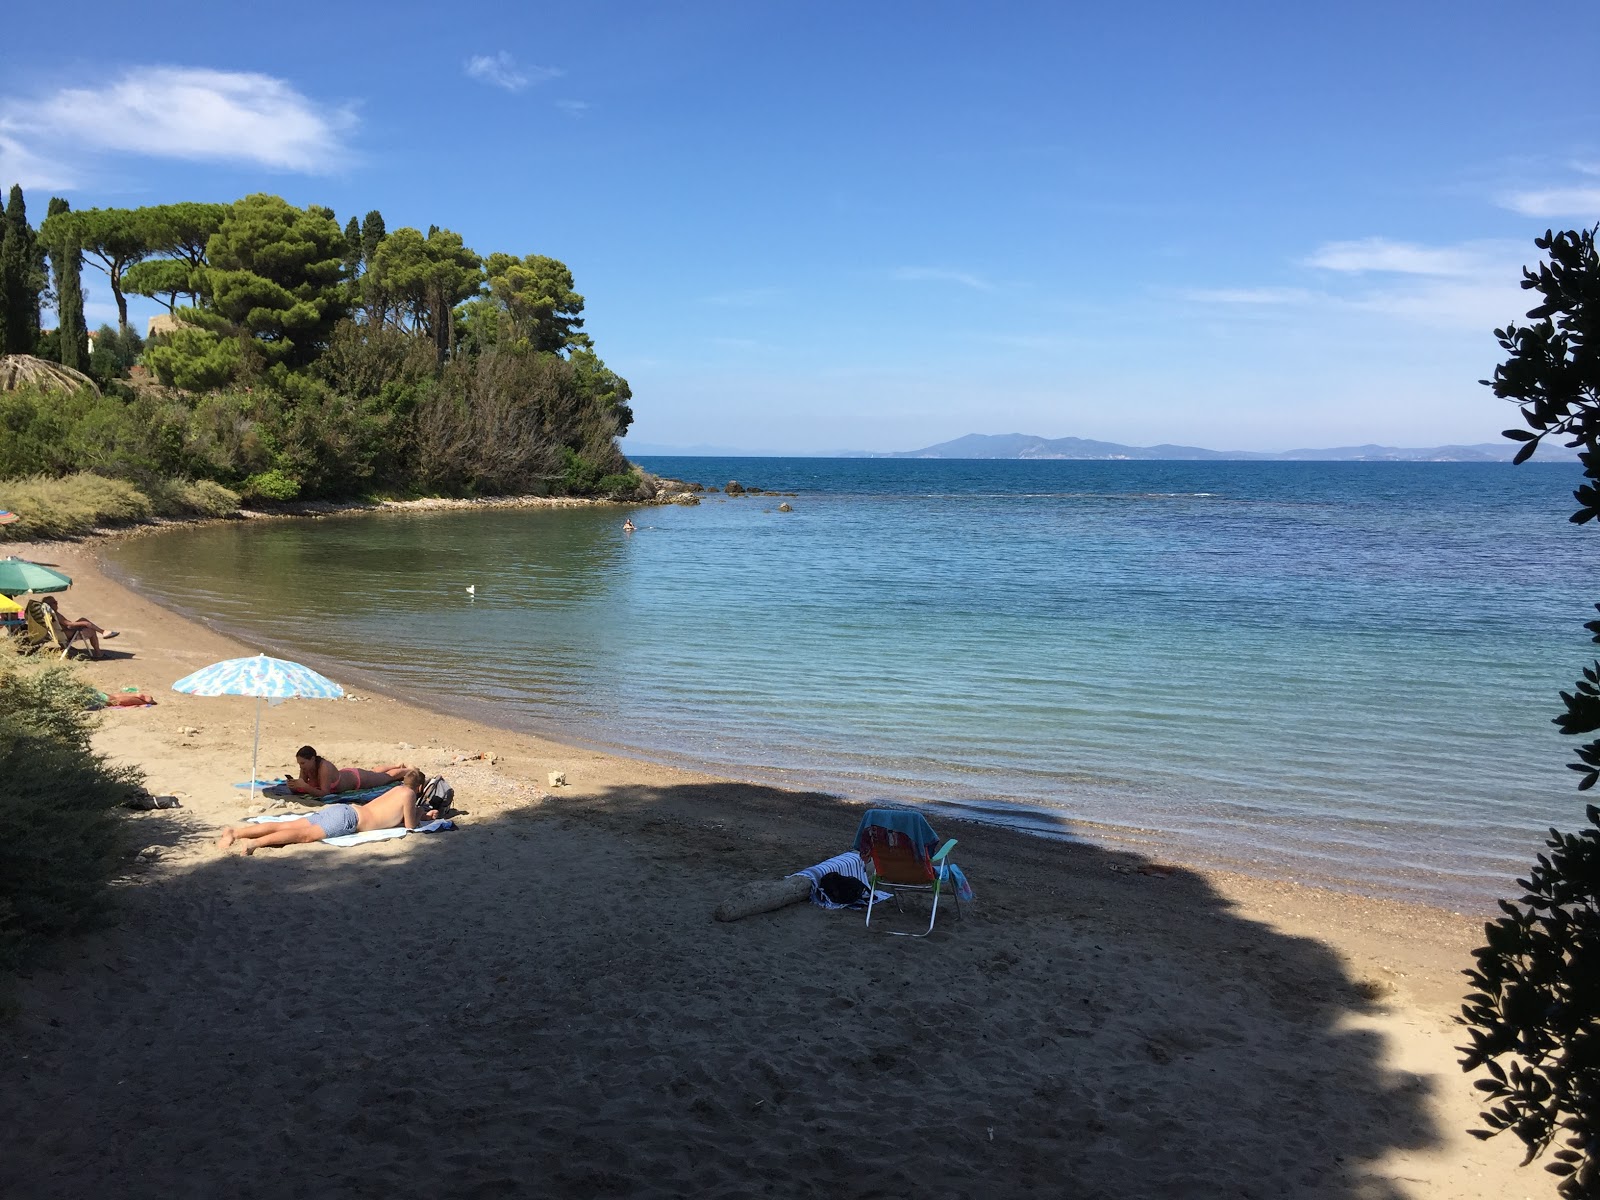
172, 655, 345, 795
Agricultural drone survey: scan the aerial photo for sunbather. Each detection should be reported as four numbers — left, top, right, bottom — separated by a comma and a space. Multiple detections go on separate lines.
285, 745, 411, 796
41, 595, 117, 657
217, 769, 437, 855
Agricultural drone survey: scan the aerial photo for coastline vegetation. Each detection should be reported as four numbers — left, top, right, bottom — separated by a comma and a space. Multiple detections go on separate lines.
1460, 227, 1600, 1199
0, 186, 642, 536
0, 657, 144, 976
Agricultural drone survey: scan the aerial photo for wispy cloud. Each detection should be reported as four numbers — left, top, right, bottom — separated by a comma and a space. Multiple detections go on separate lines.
891, 266, 995, 291
1501, 185, 1600, 218
556, 99, 589, 116
1183, 237, 1535, 333
1303, 238, 1498, 277
465, 52, 561, 92
0, 67, 356, 173
0, 131, 75, 190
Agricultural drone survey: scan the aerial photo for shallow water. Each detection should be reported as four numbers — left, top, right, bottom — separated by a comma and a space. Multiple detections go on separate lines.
102, 458, 1597, 910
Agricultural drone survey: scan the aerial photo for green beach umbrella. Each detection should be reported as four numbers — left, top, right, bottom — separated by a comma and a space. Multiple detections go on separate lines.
0, 556, 72, 594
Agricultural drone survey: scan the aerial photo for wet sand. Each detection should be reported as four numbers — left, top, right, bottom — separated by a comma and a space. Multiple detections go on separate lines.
0, 538, 1532, 1198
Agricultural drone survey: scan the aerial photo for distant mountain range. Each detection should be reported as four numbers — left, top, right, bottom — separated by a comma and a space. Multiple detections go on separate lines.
624, 433, 1578, 462
880, 433, 1572, 463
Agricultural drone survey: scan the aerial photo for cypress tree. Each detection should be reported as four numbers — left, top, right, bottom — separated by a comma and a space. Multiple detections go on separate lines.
0, 185, 40, 354
45, 197, 87, 370
360, 210, 386, 264
58, 228, 87, 371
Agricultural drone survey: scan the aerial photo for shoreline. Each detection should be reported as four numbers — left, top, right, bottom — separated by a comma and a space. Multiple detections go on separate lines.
1, 536, 1532, 1196
93, 512, 1518, 918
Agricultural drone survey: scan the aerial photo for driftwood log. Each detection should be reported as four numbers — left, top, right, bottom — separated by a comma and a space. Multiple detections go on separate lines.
713, 874, 812, 922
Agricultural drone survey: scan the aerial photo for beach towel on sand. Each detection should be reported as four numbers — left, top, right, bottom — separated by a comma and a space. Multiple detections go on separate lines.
245, 812, 455, 847
790, 850, 889, 909
256, 783, 399, 804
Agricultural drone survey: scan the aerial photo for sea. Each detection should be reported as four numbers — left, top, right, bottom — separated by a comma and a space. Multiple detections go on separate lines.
99, 457, 1600, 911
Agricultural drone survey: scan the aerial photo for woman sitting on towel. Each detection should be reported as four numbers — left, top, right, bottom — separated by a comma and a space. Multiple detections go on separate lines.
219, 769, 437, 855
285, 745, 411, 797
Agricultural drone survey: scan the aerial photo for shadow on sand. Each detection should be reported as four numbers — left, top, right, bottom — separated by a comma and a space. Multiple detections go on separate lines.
3, 780, 1444, 1199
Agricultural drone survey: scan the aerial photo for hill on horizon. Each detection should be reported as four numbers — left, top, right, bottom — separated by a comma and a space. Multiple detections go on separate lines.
882, 432, 1575, 463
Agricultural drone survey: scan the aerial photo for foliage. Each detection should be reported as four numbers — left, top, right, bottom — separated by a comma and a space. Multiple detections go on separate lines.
0, 184, 43, 354
364, 226, 482, 360
1462, 225, 1600, 1198
46, 197, 88, 372
45, 206, 150, 332
0, 658, 143, 972
203, 193, 348, 367
145, 325, 243, 391
7, 189, 638, 503
87, 322, 144, 384
0, 470, 239, 541
483, 252, 589, 353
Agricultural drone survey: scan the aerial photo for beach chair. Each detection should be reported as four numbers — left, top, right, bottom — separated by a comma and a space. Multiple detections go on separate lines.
22, 599, 92, 660
854, 808, 964, 937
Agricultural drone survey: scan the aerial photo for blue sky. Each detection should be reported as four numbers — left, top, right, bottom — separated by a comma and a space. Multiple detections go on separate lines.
4, 0, 1598, 453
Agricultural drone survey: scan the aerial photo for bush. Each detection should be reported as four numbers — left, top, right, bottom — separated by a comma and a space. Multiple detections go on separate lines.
241, 468, 301, 501
0, 472, 239, 541
0, 472, 152, 540
0, 659, 143, 972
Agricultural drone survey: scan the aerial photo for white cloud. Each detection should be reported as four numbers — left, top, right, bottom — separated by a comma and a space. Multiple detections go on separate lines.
891, 266, 994, 291
1501, 186, 1600, 218
1303, 238, 1494, 277
465, 53, 561, 92
1, 67, 355, 173
0, 131, 75, 191
556, 99, 590, 116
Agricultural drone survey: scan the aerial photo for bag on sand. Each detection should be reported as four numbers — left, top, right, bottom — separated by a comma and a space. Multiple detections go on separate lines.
818, 871, 867, 907
422, 776, 454, 809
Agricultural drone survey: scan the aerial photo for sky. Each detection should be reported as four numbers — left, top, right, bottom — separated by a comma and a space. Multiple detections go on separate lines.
3, 0, 1599, 454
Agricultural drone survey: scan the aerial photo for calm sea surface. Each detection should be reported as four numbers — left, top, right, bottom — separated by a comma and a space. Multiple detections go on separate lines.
101, 458, 1598, 909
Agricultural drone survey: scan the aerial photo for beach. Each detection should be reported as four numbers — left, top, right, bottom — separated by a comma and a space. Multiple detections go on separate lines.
1, 538, 1536, 1198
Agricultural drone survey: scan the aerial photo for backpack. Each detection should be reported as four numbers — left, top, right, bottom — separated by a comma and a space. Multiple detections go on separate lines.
422, 776, 454, 808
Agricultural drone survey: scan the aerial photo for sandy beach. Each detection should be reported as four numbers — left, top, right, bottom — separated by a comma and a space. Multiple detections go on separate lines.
0, 537, 1536, 1198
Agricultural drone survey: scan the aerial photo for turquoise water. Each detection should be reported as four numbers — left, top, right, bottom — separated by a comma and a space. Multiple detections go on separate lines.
102, 458, 1596, 908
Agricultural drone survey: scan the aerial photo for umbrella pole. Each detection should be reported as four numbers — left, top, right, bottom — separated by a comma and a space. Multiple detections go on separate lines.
251, 694, 262, 798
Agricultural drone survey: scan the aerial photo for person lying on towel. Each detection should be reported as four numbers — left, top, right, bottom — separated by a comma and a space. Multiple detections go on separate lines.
217, 769, 438, 855
284, 745, 411, 796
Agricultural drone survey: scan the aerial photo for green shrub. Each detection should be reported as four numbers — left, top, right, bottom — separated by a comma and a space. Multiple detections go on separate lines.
0, 472, 152, 540
241, 468, 301, 501
0, 660, 142, 972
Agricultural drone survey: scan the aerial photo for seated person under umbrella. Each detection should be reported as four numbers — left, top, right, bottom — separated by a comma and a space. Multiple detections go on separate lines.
217, 769, 438, 855
284, 745, 412, 797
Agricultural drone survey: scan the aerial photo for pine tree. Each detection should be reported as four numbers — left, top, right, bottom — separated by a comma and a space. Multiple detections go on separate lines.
0, 185, 41, 354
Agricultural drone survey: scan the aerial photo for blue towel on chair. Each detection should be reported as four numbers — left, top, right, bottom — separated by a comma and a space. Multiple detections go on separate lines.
853, 808, 976, 903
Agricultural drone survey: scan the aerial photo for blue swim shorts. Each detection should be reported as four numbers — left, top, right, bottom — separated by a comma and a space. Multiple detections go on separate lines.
303, 803, 359, 839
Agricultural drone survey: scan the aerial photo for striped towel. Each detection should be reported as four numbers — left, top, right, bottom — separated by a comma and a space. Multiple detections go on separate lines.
789, 849, 883, 909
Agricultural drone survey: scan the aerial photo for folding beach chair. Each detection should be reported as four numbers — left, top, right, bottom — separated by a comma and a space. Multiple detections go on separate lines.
854, 808, 964, 937
22, 599, 92, 660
